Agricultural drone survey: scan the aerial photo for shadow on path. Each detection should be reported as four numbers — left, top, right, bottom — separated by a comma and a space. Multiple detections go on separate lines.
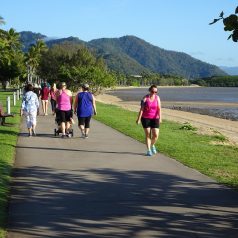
16, 145, 144, 156
8, 166, 238, 238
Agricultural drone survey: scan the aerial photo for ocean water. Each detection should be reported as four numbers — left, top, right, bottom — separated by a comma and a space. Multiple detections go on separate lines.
107, 87, 238, 121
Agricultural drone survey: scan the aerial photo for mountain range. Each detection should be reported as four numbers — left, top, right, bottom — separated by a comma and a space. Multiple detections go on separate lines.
19, 31, 227, 79
219, 66, 238, 76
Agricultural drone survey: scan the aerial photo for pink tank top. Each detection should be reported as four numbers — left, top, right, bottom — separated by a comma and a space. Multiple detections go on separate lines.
57, 90, 71, 111
142, 95, 160, 119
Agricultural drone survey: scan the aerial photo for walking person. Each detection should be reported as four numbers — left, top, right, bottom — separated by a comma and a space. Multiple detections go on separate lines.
74, 84, 97, 138
20, 83, 40, 137
55, 82, 73, 138
136, 84, 162, 156
50, 83, 57, 115
40, 82, 50, 115
33, 83, 41, 116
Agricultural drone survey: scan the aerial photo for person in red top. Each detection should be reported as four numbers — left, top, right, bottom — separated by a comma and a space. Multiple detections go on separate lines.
136, 84, 162, 156
50, 83, 57, 115
40, 82, 50, 115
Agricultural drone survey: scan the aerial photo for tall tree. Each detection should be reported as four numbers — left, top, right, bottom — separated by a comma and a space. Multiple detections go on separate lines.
25, 40, 47, 82
0, 26, 25, 88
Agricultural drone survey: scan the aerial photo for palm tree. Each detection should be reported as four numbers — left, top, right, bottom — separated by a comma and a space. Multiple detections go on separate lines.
25, 40, 48, 82
0, 16, 6, 48
6, 28, 21, 49
35, 39, 47, 53
0, 25, 24, 88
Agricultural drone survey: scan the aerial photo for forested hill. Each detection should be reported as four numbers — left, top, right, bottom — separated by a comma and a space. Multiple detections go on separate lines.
88, 36, 226, 79
20, 31, 46, 51
20, 32, 226, 79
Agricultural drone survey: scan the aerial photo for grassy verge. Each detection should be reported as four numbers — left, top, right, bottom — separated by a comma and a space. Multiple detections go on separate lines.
0, 91, 21, 238
95, 102, 238, 188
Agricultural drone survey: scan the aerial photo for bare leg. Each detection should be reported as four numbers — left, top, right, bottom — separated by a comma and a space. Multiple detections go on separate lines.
79, 125, 85, 136
32, 124, 36, 136
61, 122, 66, 135
151, 128, 159, 146
143, 128, 152, 151
85, 128, 90, 137
42, 100, 46, 115
66, 122, 70, 133
45, 101, 48, 115
28, 127, 32, 136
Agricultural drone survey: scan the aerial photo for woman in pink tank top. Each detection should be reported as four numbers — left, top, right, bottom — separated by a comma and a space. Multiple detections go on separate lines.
55, 82, 73, 138
136, 85, 162, 156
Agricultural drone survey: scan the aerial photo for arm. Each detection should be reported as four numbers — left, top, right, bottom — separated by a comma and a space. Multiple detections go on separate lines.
20, 97, 25, 116
136, 97, 146, 124
55, 90, 61, 104
35, 95, 40, 109
92, 95, 97, 115
157, 96, 162, 123
74, 93, 78, 113
68, 90, 73, 108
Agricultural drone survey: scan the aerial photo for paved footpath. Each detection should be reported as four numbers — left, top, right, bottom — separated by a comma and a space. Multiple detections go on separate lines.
7, 113, 238, 238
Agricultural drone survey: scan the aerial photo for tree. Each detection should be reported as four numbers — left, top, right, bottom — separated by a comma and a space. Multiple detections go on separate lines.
210, 6, 238, 42
39, 43, 116, 93
25, 40, 47, 82
0, 27, 25, 88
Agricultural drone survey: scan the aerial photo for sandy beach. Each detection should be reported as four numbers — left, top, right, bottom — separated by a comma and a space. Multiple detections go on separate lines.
96, 92, 238, 145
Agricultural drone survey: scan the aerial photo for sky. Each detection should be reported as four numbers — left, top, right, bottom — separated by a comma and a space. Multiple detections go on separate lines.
1, 0, 238, 67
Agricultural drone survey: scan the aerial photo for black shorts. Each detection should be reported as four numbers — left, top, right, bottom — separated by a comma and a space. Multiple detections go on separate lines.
141, 117, 160, 128
78, 116, 92, 128
56, 109, 72, 123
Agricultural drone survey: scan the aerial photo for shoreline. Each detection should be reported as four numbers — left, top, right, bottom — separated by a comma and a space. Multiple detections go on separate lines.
96, 93, 238, 145
108, 85, 201, 90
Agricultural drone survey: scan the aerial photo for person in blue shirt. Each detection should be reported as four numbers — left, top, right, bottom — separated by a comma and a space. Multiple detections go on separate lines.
74, 84, 97, 138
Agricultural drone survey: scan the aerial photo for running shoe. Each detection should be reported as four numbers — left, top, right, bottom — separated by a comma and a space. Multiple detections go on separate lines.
146, 150, 153, 156
84, 134, 89, 139
151, 145, 157, 154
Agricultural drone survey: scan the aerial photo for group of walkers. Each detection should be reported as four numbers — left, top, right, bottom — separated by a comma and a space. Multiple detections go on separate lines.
20, 81, 97, 139
21, 82, 161, 156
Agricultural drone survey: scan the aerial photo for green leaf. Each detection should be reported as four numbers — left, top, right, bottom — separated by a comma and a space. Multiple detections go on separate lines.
219, 11, 224, 18
235, 6, 238, 14
232, 34, 238, 42
227, 34, 232, 40
209, 18, 221, 25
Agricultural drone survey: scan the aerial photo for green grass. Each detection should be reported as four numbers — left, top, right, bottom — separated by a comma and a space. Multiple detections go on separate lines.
95, 102, 238, 188
0, 91, 21, 238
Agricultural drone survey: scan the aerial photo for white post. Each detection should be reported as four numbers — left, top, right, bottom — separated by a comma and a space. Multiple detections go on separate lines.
6, 96, 11, 114
17, 90, 20, 100
13, 92, 16, 106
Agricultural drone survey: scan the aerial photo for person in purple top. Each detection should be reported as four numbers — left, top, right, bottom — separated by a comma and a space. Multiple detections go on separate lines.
74, 84, 97, 138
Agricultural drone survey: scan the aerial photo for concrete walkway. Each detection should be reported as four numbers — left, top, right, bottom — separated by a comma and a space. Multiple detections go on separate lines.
7, 113, 238, 238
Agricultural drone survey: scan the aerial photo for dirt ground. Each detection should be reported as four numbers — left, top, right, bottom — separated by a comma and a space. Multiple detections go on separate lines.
96, 93, 238, 146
